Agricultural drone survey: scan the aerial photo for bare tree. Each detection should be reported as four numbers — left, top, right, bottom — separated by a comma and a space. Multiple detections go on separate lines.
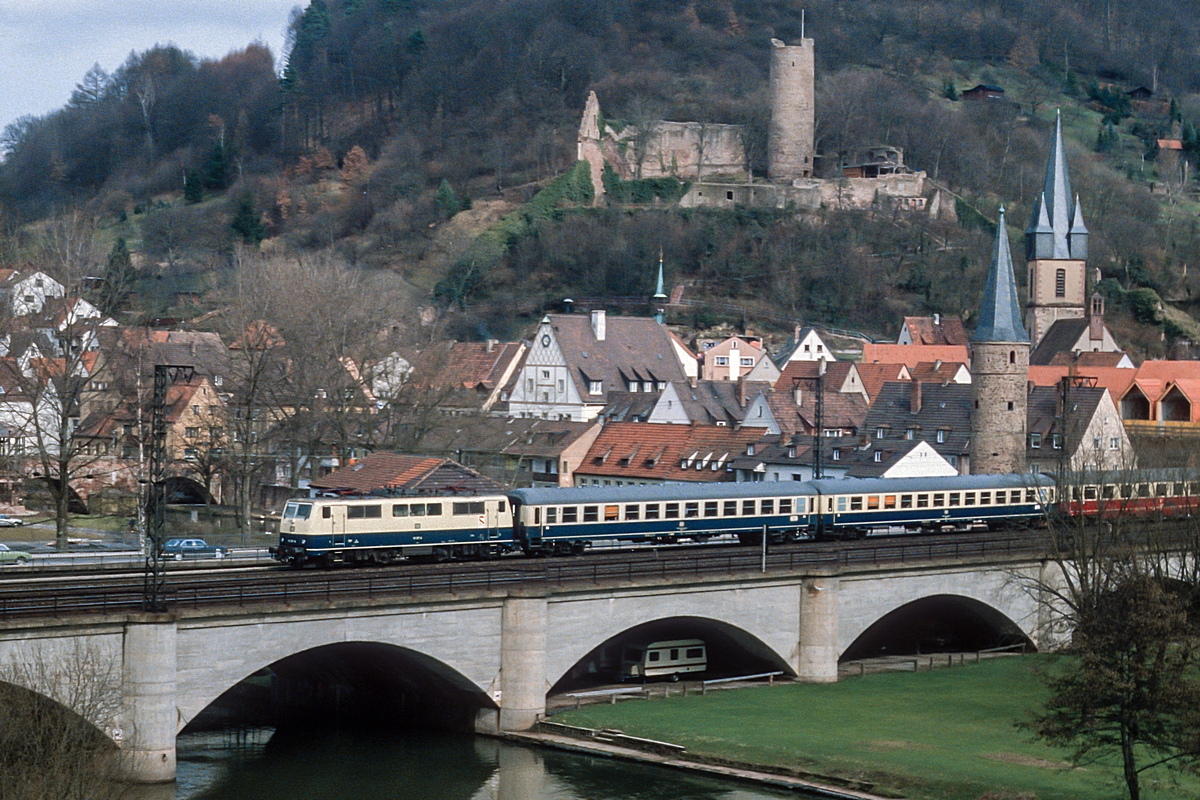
0, 642, 126, 800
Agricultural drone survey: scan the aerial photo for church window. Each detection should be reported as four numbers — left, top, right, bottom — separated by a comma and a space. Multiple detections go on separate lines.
1055, 269, 1066, 298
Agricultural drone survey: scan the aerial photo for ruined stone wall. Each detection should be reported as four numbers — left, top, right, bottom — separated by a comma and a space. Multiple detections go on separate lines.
768, 38, 815, 182
608, 121, 747, 181
679, 172, 928, 212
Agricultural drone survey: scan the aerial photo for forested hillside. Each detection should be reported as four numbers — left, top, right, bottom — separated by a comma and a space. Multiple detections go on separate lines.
4, 0, 1200, 350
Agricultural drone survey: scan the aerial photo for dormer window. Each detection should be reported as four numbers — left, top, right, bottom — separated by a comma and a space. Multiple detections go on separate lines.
1030, 433, 1042, 449
787, 447, 796, 458
628, 381, 638, 392
875, 427, 886, 439
905, 428, 915, 440
874, 451, 883, 462
746, 444, 755, 456
589, 380, 602, 395
34, 279, 42, 289
937, 430, 946, 443
643, 381, 652, 392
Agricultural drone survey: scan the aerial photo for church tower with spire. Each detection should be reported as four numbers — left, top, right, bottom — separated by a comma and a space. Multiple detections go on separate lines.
1024, 109, 1090, 347
971, 207, 1030, 475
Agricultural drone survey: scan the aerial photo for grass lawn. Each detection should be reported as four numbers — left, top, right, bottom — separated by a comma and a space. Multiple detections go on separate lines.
556, 657, 1197, 800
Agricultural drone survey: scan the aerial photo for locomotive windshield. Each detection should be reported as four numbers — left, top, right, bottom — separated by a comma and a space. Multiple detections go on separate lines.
283, 501, 312, 520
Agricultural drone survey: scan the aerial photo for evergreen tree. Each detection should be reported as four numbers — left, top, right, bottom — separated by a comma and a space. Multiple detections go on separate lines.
436, 179, 461, 217
203, 141, 230, 190
184, 169, 204, 204
231, 190, 265, 244
99, 238, 135, 315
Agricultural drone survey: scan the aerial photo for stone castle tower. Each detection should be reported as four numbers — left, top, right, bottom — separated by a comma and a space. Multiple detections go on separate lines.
1024, 110, 1089, 347
971, 207, 1030, 475
768, 37, 815, 182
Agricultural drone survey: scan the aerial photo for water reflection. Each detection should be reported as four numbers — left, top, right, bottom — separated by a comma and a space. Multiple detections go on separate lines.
172, 729, 806, 800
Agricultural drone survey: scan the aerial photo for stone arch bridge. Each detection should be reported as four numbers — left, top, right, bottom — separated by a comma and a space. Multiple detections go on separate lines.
0, 557, 1055, 783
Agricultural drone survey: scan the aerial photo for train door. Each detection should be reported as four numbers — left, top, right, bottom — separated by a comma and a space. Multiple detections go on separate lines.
487, 500, 501, 539
328, 505, 347, 547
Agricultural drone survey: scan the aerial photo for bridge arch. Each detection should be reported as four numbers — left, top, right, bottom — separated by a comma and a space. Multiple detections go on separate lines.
840, 594, 1035, 661
176, 605, 504, 732
185, 641, 497, 735
551, 615, 794, 693
163, 476, 213, 505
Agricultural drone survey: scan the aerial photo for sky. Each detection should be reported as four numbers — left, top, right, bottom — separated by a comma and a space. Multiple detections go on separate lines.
0, 0, 299, 134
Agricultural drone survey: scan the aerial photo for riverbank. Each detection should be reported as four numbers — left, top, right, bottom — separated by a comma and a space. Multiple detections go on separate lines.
552, 656, 1197, 799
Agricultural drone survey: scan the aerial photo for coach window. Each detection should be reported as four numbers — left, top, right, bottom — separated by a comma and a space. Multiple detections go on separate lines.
867, 496, 880, 510
704, 501, 719, 518
836, 497, 847, 512
948, 493, 960, 507
964, 492, 976, 506
1025, 489, 1037, 502
546, 508, 557, 524
850, 496, 863, 511
883, 495, 897, 509
916, 494, 929, 509
1176, 482, 1187, 496
1084, 487, 1098, 501
685, 502, 700, 518
742, 500, 756, 515
645, 504, 661, 519
562, 507, 578, 523
933, 493, 945, 506
393, 504, 408, 517
584, 506, 599, 522
1120, 485, 1133, 499
604, 505, 619, 521
1190, 482, 1200, 495
761, 499, 774, 514
1102, 486, 1115, 500
724, 500, 738, 516
665, 503, 680, 519
900, 495, 913, 509
779, 498, 791, 514
625, 505, 640, 521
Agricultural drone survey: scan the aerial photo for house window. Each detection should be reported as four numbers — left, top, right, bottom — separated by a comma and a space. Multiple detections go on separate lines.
787, 447, 796, 458
192, 405, 200, 415
1052, 434, 1062, 450
832, 450, 841, 461
1109, 437, 1119, 450
542, 370, 550, 379
184, 448, 197, 460
526, 378, 534, 392
715, 357, 729, 366
936, 430, 946, 443
740, 358, 754, 366
1007, 401, 1014, 411
589, 381, 602, 394
1055, 268, 1066, 298
185, 427, 200, 438
874, 451, 882, 462
643, 382, 652, 392
905, 428, 915, 440
558, 379, 565, 393
1030, 433, 1041, 449
875, 427, 885, 439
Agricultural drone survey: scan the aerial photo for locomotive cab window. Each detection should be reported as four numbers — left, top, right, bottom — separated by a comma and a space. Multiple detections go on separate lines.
283, 502, 312, 520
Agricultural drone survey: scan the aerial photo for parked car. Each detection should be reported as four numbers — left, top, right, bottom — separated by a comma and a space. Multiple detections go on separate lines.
0, 544, 32, 565
0, 514, 24, 527
160, 538, 228, 560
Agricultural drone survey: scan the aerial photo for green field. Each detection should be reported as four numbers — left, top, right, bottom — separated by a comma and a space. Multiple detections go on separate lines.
556, 657, 1197, 800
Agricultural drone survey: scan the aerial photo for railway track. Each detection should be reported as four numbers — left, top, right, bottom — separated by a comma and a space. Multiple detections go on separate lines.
0, 528, 1053, 623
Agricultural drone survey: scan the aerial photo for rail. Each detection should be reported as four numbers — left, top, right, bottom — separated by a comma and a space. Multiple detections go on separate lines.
0, 530, 1053, 623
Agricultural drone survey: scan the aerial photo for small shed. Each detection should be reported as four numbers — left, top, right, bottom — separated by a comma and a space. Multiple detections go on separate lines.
1126, 86, 1154, 101
961, 84, 1005, 101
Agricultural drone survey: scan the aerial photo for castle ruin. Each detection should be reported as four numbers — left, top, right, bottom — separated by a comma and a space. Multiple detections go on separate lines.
576, 34, 937, 215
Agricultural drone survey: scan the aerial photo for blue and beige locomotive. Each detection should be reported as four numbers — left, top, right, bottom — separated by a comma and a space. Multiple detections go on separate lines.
273, 493, 513, 567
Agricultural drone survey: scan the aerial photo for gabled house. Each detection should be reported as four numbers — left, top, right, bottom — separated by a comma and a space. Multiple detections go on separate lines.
507, 312, 691, 421
741, 384, 869, 439
909, 360, 971, 385
0, 270, 65, 317
699, 335, 766, 381
856, 381, 972, 474
574, 422, 769, 485
729, 436, 851, 482
774, 360, 870, 402
646, 380, 768, 426
861, 342, 970, 370
397, 339, 526, 413
776, 326, 835, 363
845, 439, 959, 479
1029, 294, 1124, 366
1025, 384, 1133, 473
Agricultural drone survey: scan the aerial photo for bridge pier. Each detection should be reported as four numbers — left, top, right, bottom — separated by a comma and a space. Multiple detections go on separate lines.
118, 618, 177, 783
798, 577, 839, 682
499, 595, 547, 731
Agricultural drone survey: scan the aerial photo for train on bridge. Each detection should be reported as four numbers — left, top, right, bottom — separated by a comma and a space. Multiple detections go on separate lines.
271, 469, 1200, 567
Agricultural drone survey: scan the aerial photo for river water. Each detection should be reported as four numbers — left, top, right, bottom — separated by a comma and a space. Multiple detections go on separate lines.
165, 729, 813, 800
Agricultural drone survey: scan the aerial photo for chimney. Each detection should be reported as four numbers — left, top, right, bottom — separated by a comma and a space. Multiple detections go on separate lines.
563, 298, 574, 314
189, 341, 197, 356
736, 375, 747, 407
591, 309, 606, 341
911, 379, 922, 414
486, 338, 498, 354
793, 385, 803, 406
794, 323, 802, 344
933, 312, 940, 326
933, 359, 942, 371
1089, 293, 1105, 343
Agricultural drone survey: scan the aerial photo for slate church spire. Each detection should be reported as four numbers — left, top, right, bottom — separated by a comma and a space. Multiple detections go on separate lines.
1023, 109, 1090, 347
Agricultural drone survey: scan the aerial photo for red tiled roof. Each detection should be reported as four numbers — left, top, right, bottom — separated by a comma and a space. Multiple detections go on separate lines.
576, 423, 768, 483
774, 360, 853, 392
909, 361, 967, 384
1048, 351, 1128, 368
861, 343, 970, 369
309, 452, 505, 495
853, 363, 909, 402
901, 316, 968, 346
